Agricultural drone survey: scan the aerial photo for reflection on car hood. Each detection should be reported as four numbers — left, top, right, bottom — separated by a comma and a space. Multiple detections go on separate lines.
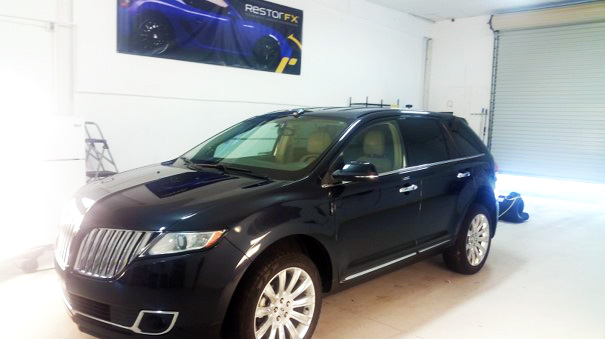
75, 164, 280, 232
145, 171, 235, 198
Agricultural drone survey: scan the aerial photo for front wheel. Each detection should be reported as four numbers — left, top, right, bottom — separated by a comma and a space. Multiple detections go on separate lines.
228, 251, 322, 339
443, 204, 492, 274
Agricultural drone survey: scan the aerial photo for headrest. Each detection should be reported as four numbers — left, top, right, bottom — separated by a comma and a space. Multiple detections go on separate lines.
363, 130, 385, 156
307, 132, 332, 154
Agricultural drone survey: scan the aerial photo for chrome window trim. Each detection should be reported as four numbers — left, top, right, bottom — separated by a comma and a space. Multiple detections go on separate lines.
342, 240, 452, 282
378, 153, 486, 177
323, 153, 485, 188
62, 293, 179, 336
338, 119, 362, 142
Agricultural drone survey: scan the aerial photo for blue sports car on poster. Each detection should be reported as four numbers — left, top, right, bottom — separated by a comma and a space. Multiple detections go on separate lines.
117, 0, 302, 73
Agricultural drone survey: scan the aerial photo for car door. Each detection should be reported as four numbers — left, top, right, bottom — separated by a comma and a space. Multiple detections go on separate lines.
398, 117, 471, 247
329, 119, 422, 281
443, 118, 492, 231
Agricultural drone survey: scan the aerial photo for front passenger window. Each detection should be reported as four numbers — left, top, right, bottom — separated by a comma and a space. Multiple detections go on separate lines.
341, 121, 404, 173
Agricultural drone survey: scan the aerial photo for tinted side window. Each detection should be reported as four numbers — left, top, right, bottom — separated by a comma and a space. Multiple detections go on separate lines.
341, 120, 404, 173
399, 118, 450, 166
446, 119, 486, 157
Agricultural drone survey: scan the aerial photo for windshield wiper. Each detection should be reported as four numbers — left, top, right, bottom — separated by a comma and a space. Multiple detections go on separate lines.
221, 166, 271, 181
192, 162, 227, 173
180, 157, 224, 172
180, 157, 270, 181
179, 156, 203, 170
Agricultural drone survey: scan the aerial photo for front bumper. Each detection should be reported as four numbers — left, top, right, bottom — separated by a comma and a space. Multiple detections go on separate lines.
56, 239, 247, 339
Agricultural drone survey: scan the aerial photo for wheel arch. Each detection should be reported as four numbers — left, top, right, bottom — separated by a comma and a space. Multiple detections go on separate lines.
471, 185, 498, 236
233, 233, 334, 293
221, 233, 334, 337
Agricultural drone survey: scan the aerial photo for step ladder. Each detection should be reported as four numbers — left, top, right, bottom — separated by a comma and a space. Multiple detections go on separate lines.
85, 122, 118, 182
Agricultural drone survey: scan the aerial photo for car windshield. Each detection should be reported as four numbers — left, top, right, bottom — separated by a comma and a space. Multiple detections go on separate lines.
182, 115, 350, 180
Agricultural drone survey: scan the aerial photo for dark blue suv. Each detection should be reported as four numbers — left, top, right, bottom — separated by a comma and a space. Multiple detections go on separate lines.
56, 107, 498, 339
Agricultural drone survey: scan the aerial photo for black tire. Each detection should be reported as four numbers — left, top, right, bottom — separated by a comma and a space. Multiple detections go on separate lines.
253, 36, 282, 70
443, 203, 492, 274
130, 13, 174, 55
227, 250, 322, 339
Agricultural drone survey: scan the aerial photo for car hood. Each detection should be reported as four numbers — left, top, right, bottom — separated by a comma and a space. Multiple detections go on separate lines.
75, 164, 285, 233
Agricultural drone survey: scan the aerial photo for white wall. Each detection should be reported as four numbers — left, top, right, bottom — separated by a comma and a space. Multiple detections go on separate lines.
73, 0, 433, 170
0, 0, 78, 253
426, 16, 494, 140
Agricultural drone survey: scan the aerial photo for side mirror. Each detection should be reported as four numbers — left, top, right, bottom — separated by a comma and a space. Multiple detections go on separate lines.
332, 161, 379, 182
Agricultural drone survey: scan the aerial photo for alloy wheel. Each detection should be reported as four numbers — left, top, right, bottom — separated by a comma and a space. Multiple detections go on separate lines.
253, 37, 281, 70
254, 267, 316, 339
466, 213, 490, 266
134, 16, 173, 55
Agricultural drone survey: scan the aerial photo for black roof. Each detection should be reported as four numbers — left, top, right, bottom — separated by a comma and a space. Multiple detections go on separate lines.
269, 107, 456, 121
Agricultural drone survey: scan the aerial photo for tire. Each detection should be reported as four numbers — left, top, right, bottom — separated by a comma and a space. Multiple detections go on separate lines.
228, 250, 322, 339
130, 13, 174, 55
253, 36, 282, 70
443, 203, 492, 274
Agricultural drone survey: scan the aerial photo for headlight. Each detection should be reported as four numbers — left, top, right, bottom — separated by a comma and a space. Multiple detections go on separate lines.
60, 199, 84, 231
146, 230, 225, 256
59, 197, 94, 232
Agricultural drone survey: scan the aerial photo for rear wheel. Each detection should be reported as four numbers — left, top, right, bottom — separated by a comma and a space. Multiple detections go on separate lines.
443, 204, 492, 274
228, 250, 322, 339
253, 36, 282, 70
131, 13, 174, 55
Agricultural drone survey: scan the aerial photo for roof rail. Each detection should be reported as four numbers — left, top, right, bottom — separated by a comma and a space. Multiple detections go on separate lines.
349, 97, 405, 108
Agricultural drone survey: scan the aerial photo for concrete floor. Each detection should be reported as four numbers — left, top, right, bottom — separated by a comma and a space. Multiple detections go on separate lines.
1, 196, 604, 339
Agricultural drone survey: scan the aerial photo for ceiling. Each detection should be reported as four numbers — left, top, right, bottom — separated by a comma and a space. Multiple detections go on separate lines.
366, 0, 591, 21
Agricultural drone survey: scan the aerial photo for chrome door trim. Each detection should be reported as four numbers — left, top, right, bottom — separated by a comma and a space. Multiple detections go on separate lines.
342, 239, 453, 282
418, 240, 451, 253
342, 252, 416, 282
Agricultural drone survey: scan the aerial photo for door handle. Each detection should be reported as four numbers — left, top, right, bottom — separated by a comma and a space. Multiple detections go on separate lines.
457, 171, 471, 179
399, 184, 418, 193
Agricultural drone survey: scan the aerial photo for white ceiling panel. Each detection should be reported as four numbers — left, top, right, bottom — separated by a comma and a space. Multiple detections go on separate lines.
366, 0, 591, 21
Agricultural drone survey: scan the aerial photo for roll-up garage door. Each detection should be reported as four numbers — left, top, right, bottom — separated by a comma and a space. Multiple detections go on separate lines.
489, 4, 605, 183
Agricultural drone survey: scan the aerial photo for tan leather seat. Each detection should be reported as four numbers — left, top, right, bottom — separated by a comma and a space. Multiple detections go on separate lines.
299, 131, 332, 163
357, 130, 393, 173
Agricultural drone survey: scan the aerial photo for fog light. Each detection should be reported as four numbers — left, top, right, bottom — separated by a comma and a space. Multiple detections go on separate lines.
134, 311, 178, 335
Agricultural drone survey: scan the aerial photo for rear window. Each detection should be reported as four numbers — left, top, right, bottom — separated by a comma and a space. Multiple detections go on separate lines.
446, 119, 486, 157
399, 118, 452, 166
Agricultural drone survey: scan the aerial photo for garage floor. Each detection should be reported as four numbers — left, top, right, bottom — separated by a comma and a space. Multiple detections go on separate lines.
1, 196, 604, 339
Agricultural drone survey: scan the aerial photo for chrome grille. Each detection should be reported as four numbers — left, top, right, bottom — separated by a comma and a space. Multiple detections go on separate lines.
74, 229, 155, 279
56, 222, 77, 269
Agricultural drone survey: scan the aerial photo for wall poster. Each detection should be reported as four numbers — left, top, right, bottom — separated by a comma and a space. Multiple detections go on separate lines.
117, 0, 303, 75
